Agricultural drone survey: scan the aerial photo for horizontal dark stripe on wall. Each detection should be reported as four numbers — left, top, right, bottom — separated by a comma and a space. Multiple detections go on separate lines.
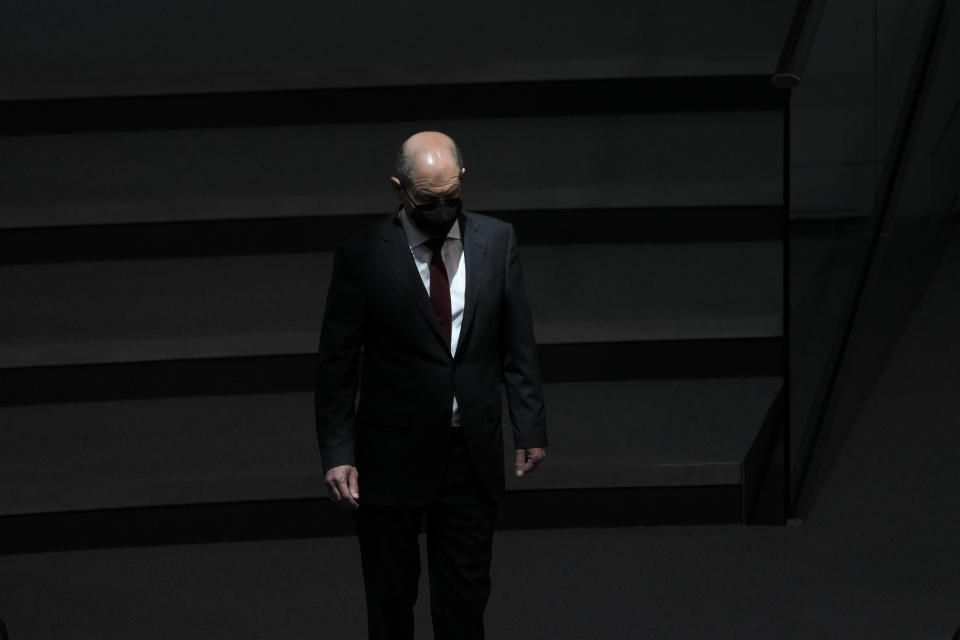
0, 75, 785, 135
0, 206, 782, 263
789, 215, 873, 231
0, 485, 741, 554
538, 338, 782, 382
0, 338, 782, 406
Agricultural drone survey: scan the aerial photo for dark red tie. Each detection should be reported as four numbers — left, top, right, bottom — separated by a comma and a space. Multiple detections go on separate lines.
426, 236, 452, 348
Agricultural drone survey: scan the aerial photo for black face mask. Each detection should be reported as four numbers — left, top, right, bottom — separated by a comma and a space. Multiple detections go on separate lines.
406, 197, 463, 237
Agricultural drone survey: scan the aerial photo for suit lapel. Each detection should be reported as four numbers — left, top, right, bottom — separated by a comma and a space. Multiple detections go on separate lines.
377, 210, 487, 359
378, 211, 449, 351
455, 211, 486, 362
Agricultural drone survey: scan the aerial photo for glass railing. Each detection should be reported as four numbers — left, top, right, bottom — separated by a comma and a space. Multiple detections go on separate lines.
787, 0, 958, 516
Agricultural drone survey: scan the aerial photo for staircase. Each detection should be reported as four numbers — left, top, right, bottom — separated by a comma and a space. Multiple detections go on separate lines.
0, 0, 795, 553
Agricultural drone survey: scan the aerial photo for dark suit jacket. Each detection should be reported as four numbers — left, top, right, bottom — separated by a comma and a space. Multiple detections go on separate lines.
315, 208, 548, 506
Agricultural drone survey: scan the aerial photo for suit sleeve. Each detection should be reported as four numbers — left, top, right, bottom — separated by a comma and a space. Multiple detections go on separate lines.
500, 223, 549, 450
315, 243, 365, 472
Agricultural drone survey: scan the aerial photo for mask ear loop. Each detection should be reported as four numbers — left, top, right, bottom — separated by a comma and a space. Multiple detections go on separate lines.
399, 183, 417, 209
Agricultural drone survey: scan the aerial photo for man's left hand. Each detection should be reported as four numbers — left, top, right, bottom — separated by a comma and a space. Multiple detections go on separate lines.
515, 447, 546, 477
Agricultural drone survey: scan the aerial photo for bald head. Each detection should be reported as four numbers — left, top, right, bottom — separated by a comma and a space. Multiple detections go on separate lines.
392, 131, 465, 205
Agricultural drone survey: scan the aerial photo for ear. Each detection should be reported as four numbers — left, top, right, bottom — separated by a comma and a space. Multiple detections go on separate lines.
389, 176, 403, 200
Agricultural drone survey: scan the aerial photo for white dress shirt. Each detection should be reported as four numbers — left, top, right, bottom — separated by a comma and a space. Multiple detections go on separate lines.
398, 207, 466, 427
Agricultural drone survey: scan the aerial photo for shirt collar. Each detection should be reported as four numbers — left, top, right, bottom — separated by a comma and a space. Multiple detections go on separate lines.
397, 205, 462, 249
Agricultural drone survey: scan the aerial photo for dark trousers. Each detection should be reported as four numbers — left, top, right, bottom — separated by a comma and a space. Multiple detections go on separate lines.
353, 427, 499, 640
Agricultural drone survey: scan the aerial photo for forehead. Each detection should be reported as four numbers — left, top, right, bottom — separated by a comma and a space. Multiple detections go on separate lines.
411, 172, 459, 187
410, 164, 461, 195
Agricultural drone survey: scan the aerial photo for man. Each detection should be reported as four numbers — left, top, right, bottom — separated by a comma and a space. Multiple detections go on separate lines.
315, 131, 548, 640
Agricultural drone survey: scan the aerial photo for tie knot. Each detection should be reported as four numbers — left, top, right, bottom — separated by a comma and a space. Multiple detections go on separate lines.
426, 236, 446, 254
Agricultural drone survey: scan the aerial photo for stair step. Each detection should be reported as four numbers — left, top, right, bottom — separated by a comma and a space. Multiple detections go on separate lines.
0, 241, 781, 370
2, 76, 786, 136
0, 337, 782, 407
2, 1, 794, 101
0, 483, 745, 554
0, 378, 781, 515
0, 110, 782, 228
0, 375, 781, 550
505, 378, 783, 490
0, 206, 782, 261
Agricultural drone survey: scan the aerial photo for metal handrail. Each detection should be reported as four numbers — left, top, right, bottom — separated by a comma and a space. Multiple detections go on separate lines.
773, 0, 827, 88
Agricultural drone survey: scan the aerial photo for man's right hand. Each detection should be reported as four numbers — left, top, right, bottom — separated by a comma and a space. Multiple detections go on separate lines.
325, 465, 360, 510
